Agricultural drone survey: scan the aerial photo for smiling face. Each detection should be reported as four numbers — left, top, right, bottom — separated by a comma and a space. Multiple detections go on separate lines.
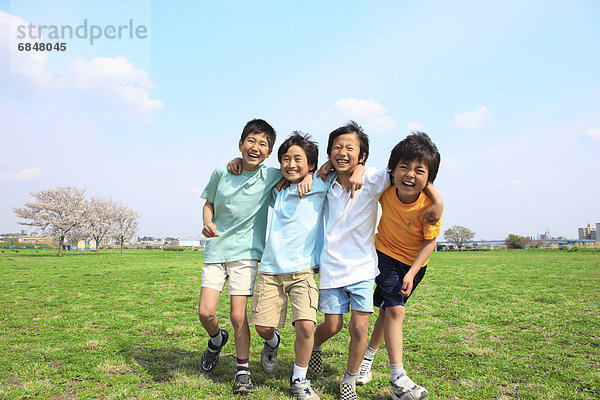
329, 132, 365, 177
238, 132, 272, 171
392, 158, 429, 204
280, 144, 313, 184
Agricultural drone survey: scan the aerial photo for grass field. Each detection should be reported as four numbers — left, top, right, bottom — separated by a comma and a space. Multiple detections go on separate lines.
1, 249, 598, 399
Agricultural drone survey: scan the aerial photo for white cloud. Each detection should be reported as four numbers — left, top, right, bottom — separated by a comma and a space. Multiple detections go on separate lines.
1, 167, 42, 182
69, 56, 154, 88
1, 11, 162, 121
67, 56, 163, 119
450, 106, 493, 129
509, 179, 521, 186
584, 128, 600, 139
315, 98, 396, 134
0, 11, 51, 82
406, 122, 425, 131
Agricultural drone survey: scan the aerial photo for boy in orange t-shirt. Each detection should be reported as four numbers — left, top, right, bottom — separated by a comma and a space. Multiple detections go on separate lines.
356, 132, 441, 400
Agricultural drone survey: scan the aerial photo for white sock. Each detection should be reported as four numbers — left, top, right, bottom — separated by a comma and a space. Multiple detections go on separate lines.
313, 343, 322, 352
364, 345, 378, 360
390, 363, 405, 382
209, 330, 223, 348
291, 364, 308, 382
266, 329, 280, 348
342, 369, 357, 385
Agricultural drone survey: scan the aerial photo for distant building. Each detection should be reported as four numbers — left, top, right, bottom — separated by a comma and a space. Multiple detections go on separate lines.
578, 223, 598, 241
176, 238, 201, 247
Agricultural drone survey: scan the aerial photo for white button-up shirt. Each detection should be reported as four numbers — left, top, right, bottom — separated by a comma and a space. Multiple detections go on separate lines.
318, 167, 390, 289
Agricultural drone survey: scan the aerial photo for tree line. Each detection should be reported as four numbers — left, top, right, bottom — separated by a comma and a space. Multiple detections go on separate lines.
13, 186, 139, 256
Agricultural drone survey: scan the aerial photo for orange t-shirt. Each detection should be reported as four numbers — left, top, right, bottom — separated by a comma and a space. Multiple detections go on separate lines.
374, 186, 441, 266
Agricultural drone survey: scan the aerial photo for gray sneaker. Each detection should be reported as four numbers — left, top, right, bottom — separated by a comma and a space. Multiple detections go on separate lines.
308, 349, 323, 375
290, 378, 320, 400
260, 329, 279, 373
200, 329, 228, 372
356, 360, 372, 386
390, 374, 429, 400
339, 381, 358, 400
232, 368, 254, 394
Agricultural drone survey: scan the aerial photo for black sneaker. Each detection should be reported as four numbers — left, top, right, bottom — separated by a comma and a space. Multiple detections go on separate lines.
232, 368, 254, 394
200, 329, 229, 372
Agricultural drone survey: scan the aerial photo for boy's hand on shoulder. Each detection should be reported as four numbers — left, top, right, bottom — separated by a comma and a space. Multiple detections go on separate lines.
345, 163, 365, 199
227, 157, 243, 175
202, 222, 219, 238
275, 178, 291, 192
316, 160, 333, 181
399, 273, 415, 297
297, 172, 313, 198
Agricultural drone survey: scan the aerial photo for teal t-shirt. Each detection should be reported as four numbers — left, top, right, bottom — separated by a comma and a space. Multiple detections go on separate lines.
201, 165, 282, 263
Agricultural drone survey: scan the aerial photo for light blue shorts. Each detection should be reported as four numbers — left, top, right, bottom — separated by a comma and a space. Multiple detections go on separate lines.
318, 279, 375, 314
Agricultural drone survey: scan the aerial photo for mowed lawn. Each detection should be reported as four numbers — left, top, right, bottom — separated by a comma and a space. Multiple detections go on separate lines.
0, 249, 598, 399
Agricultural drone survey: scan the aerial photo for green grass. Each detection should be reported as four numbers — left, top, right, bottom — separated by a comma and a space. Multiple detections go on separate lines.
0, 249, 598, 399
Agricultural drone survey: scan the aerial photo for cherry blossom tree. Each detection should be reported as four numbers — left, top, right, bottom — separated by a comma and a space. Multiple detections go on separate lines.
14, 186, 88, 256
113, 204, 139, 254
87, 197, 118, 254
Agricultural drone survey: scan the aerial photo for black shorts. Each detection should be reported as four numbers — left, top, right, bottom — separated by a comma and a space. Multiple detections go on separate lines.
374, 250, 427, 308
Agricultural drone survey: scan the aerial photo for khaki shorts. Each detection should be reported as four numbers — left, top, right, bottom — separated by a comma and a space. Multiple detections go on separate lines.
249, 268, 319, 328
201, 259, 258, 296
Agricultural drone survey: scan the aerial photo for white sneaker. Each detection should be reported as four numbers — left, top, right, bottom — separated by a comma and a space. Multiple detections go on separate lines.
390, 374, 429, 400
355, 361, 372, 386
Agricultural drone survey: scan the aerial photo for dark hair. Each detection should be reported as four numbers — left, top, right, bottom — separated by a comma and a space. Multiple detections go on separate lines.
240, 119, 276, 152
326, 120, 369, 163
388, 132, 440, 183
277, 131, 319, 172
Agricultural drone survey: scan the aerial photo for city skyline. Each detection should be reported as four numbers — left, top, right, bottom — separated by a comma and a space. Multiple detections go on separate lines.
1, 1, 599, 240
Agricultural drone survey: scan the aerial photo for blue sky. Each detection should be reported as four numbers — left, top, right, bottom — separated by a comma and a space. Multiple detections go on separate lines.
1, 0, 599, 240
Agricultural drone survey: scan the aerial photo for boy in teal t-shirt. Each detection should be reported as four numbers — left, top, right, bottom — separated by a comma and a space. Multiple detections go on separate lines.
198, 119, 281, 394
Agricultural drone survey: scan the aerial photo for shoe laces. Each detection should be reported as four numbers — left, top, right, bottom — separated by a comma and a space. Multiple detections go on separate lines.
394, 374, 417, 392
358, 360, 371, 375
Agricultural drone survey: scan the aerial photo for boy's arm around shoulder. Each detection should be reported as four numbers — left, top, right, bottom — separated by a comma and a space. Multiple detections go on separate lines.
423, 183, 443, 225
400, 238, 436, 297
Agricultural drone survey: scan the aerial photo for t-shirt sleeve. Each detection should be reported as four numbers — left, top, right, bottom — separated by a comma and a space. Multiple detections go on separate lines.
201, 166, 225, 203
364, 167, 391, 197
269, 186, 279, 207
265, 166, 284, 189
423, 219, 441, 240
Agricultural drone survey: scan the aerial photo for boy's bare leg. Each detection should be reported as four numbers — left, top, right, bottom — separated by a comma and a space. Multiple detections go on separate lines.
294, 320, 315, 367
314, 313, 343, 346
383, 305, 405, 363
230, 295, 250, 360
347, 310, 370, 373
255, 325, 275, 341
367, 308, 386, 350
198, 287, 221, 335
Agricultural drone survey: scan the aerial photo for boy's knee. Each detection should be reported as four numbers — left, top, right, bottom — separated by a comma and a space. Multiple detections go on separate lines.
255, 325, 273, 337
229, 309, 247, 328
386, 305, 406, 320
349, 319, 369, 339
198, 307, 216, 323
294, 320, 315, 338
323, 319, 343, 336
